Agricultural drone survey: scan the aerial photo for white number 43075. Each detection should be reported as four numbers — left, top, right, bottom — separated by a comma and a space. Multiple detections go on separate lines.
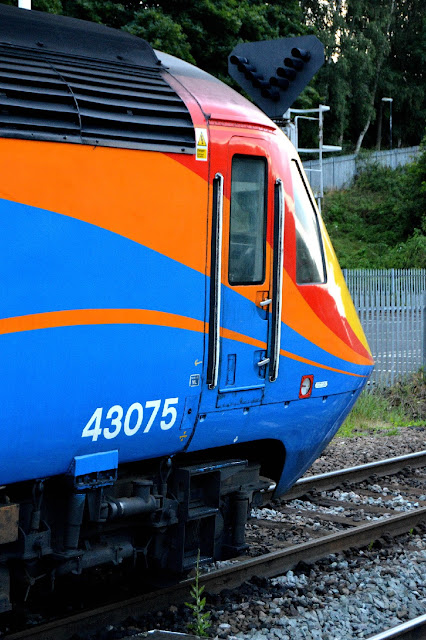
81, 398, 179, 442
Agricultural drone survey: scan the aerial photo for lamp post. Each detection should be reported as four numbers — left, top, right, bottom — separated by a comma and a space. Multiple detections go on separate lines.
382, 97, 393, 151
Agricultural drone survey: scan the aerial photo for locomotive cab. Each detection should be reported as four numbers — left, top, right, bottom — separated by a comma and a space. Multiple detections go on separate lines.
0, 5, 373, 613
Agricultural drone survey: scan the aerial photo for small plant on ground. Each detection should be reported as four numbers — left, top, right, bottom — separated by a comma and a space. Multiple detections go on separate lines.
185, 549, 211, 637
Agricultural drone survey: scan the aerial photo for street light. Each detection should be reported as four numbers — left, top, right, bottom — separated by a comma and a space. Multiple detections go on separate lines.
382, 97, 393, 151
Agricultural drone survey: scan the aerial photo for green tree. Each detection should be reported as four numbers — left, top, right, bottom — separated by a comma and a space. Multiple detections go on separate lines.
302, 0, 425, 151
2, 0, 308, 82
126, 7, 195, 64
0, 0, 62, 12
302, 0, 398, 152
376, 0, 426, 149
136, 0, 307, 80
60, 0, 133, 27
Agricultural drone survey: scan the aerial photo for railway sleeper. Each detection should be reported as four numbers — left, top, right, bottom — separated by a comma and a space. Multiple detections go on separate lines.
0, 456, 269, 612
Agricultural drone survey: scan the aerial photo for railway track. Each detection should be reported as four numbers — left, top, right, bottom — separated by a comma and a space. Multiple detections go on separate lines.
366, 613, 426, 640
3, 450, 425, 640
284, 449, 426, 500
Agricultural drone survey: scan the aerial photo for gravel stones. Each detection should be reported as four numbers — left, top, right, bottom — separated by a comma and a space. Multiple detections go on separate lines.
205, 533, 426, 640
207, 432, 426, 640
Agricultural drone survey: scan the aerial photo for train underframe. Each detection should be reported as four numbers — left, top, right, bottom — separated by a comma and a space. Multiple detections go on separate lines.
0, 449, 274, 612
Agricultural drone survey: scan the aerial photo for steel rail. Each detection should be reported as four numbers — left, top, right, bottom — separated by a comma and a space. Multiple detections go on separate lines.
366, 614, 426, 640
5, 506, 426, 640
283, 450, 426, 500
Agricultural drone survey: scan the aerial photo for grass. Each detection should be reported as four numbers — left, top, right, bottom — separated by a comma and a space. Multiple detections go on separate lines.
338, 370, 425, 438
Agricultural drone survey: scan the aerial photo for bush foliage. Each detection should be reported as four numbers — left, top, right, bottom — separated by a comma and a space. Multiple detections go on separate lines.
322, 143, 426, 269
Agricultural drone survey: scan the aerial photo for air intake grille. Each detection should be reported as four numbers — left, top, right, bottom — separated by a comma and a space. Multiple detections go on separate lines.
0, 45, 195, 153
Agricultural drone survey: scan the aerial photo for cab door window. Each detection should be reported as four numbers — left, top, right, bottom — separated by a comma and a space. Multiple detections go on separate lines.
228, 155, 267, 285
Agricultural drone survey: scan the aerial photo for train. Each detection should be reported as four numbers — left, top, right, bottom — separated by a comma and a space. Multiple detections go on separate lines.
0, 4, 374, 612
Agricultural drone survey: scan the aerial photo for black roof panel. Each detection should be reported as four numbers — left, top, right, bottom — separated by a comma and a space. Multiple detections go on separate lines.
0, 4, 159, 68
0, 5, 195, 153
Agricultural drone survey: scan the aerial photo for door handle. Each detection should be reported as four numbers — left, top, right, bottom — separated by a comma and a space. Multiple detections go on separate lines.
259, 298, 272, 307
257, 358, 270, 367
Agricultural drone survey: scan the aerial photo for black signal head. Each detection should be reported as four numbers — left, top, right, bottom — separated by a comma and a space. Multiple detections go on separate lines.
284, 57, 304, 71
276, 66, 296, 81
291, 47, 311, 62
270, 76, 290, 90
228, 35, 324, 118
230, 55, 247, 65
261, 86, 280, 101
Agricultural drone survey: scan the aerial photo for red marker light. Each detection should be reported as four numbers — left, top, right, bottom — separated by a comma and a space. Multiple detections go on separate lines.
299, 375, 313, 399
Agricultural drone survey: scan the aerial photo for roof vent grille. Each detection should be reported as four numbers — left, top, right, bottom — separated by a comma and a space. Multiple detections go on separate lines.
0, 45, 195, 153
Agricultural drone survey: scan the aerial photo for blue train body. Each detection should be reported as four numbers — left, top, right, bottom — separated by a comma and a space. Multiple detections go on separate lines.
0, 5, 373, 611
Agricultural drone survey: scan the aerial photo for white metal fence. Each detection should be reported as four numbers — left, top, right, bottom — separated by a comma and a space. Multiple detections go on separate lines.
343, 269, 426, 387
303, 146, 420, 193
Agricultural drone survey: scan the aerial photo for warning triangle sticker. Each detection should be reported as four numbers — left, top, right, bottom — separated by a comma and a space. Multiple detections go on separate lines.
198, 132, 207, 146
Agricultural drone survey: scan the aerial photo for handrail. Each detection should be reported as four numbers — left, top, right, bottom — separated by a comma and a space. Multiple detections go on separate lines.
269, 177, 284, 382
207, 173, 224, 389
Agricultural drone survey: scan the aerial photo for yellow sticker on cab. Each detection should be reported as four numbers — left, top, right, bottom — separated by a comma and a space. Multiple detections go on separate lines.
195, 128, 208, 162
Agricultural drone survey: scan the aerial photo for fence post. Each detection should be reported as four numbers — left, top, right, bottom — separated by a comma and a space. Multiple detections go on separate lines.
423, 291, 426, 370
345, 269, 426, 386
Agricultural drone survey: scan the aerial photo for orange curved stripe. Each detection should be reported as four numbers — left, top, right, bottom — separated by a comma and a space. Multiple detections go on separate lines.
0, 309, 266, 349
0, 308, 366, 378
220, 325, 366, 377
282, 270, 373, 367
280, 349, 366, 378
220, 326, 266, 350
0, 309, 206, 336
